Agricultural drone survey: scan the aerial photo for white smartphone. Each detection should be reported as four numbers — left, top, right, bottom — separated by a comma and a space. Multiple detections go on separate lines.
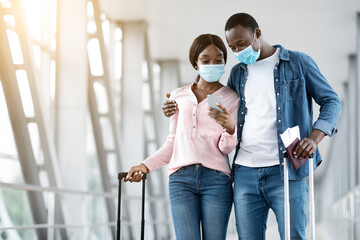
207, 94, 223, 112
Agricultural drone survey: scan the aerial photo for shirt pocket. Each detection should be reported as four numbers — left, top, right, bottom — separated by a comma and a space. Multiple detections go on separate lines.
199, 127, 220, 142
284, 78, 305, 102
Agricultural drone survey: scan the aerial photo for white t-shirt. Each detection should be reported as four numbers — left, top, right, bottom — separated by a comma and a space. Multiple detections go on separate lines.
235, 48, 280, 167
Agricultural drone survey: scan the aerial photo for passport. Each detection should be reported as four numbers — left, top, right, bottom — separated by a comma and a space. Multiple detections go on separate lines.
285, 138, 308, 170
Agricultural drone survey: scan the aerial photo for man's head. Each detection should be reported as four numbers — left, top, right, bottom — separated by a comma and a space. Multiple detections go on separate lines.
225, 13, 261, 55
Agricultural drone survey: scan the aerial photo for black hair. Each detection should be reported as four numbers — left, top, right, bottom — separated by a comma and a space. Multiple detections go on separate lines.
189, 34, 227, 82
225, 13, 259, 33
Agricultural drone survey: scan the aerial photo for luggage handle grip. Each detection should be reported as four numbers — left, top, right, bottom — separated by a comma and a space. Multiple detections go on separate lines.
283, 152, 313, 158
118, 172, 147, 180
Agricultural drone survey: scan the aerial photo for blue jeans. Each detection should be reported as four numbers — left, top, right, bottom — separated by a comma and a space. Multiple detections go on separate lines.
169, 164, 233, 240
233, 164, 307, 240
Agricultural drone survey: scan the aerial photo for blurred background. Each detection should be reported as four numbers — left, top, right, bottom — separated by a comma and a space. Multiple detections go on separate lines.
0, 0, 359, 239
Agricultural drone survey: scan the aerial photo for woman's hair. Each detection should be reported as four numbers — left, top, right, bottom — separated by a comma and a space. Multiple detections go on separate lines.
189, 34, 227, 82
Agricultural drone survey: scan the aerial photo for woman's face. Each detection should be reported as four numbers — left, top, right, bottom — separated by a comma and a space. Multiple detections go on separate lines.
196, 44, 225, 68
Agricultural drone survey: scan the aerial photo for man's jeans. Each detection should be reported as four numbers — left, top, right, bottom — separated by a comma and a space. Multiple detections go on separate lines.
169, 164, 233, 240
233, 164, 307, 240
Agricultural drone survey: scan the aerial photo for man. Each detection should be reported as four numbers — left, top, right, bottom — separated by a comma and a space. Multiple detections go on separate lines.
162, 13, 341, 240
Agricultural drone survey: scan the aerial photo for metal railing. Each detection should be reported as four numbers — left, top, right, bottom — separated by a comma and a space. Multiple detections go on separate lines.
0, 181, 172, 239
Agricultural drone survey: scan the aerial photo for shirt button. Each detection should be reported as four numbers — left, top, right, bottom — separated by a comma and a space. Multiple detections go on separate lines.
280, 147, 283, 150
193, 126, 195, 128
275, 79, 279, 82
241, 112, 244, 114
240, 124, 243, 127
278, 107, 281, 110
242, 98, 244, 100
278, 120, 281, 123
241, 84, 244, 87
277, 93, 279, 96
275, 67, 278, 69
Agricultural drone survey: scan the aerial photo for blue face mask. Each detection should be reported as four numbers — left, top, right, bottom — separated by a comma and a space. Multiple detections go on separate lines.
234, 39, 261, 65
197, 64, 225, 82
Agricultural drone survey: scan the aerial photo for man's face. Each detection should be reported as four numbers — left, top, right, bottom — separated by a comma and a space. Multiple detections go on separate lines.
225, 24, 257, 53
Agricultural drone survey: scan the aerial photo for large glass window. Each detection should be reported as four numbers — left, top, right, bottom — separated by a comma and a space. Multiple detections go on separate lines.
0, 0, 58, 238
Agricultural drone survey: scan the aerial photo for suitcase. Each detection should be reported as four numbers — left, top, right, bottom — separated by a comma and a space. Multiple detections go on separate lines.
283, 152, 315, 240
117, 172, 147, 240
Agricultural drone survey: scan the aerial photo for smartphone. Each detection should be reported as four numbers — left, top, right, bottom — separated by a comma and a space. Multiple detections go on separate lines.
207, 94, 223, 112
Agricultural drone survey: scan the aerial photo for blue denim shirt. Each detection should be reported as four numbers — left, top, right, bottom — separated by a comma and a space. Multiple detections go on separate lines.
227, 45, 342, 180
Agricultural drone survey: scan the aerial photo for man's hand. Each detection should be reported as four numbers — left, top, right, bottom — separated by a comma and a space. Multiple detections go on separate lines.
162, 93, 177, 118
124, 164, 149, 182
293, 129, 326, 159
208, 103, 235, 135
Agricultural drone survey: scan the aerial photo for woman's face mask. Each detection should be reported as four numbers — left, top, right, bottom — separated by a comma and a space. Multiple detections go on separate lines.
197, 64, 225, 82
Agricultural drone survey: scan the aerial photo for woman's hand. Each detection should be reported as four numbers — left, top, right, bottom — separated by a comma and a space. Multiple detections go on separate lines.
124, 164, 149, 182
208, 103, 235, 135
162, 93, 177, 118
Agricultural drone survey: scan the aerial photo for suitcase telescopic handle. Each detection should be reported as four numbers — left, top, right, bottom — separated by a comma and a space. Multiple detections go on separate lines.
117, 172, 147, 240
282, 152, 315, 240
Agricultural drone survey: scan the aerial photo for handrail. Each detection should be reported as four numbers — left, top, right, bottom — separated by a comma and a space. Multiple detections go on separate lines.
0, 182, 116, 198
0, 181, 169, 202
0, 181, 171, 233
0, 220, 173, 231
0, 153, 18, 160
0, 222, 116, 231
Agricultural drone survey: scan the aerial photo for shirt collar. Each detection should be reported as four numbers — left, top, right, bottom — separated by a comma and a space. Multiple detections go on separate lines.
273, 44, 289, 61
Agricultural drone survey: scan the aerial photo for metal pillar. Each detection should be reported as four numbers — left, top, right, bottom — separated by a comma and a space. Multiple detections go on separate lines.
120, 21, 147, 239
86, 0, 125, 239
356, 12, 360, 187
120, 20, 174, 239
157, 59, 182, 141
0, 0, 66, 239
143, 33, 173, 240
55, 0, 88, 238
348, 55, 357, 191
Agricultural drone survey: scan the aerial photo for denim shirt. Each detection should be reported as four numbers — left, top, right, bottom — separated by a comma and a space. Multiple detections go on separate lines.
227, 45, 342, 180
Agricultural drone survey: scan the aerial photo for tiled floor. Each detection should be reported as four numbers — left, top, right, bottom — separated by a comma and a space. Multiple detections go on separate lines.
226, 210, 333, 240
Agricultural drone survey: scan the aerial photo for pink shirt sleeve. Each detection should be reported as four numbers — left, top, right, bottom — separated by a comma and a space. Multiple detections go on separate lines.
142, 108, 179, 172
218, 98, 240, 154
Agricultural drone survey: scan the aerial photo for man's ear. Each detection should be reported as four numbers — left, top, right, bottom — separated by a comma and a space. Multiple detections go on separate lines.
255, 28, 262, 39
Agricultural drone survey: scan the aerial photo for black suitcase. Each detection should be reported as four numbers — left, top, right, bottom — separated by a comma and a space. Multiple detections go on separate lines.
117, 172, 147, 240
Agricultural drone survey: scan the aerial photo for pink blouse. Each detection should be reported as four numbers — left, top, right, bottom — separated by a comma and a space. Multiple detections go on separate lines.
143, 84, 240, 176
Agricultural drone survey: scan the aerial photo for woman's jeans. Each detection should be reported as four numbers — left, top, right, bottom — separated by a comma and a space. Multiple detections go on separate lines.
233, 164, 307, 240
169, 164, 233, 240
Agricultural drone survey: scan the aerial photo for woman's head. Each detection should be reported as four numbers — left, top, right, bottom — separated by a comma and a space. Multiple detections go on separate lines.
189, 34, 227, 82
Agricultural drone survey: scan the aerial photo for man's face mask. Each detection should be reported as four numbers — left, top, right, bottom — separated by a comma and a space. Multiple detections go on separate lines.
234, 37, 260, 65
197, 64, 225, 82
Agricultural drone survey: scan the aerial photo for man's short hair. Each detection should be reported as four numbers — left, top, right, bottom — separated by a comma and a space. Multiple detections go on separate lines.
225, 13, 259, 33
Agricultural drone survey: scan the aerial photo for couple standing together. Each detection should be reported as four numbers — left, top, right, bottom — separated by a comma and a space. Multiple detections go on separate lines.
125, 13, 341, 240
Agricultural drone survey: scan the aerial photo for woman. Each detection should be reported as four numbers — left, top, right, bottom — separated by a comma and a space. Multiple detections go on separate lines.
125, 34, 239, 240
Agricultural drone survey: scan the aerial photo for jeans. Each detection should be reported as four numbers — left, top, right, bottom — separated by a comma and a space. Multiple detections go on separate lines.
233, 164, 307, 240
169, 164, 233, 240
